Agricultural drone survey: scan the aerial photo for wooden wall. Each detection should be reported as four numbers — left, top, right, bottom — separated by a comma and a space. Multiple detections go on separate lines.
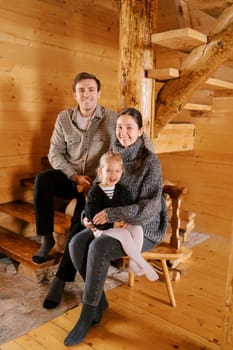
0, 0, 119, 203
159, 96, 233, 236
0, 0, 232, 237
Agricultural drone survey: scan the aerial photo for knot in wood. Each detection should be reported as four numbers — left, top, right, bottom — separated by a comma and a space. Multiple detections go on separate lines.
217, 40, 224, 49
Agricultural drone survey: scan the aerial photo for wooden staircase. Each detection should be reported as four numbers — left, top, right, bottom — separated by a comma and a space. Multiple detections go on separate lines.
0, 226, 59, 267
0, 200, 71, 235
0, 178, 71, 282
0, 174, 194, 283
150, 27, 233, 116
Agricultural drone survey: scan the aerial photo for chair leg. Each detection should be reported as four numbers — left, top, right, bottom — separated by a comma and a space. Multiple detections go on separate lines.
128, 271, 135, 287
161, 259, 176, 307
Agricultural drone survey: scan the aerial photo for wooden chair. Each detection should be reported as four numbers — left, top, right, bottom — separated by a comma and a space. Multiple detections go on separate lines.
126, 185, 189, 307
70, 182, 188, 307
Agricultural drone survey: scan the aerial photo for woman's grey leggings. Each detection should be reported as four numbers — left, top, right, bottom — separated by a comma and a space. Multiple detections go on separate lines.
69, 228, 156, 306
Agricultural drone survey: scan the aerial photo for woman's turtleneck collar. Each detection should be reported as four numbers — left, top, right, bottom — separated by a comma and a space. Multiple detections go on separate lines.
113, 136, 144, 162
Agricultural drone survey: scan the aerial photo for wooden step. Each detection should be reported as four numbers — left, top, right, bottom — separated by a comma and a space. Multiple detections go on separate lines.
0, 226, 58, 268
203, 77, 233, 90
20, 177, 71, 212
20, 177, 35, 189
0, 200, 71, 235
147, 68, 179, 80
183, 103, 212, 111
151, 28, 207, 53
153, 123, 195, 153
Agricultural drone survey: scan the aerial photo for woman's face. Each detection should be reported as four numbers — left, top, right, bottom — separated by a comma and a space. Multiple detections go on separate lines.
116, 114, 143, 148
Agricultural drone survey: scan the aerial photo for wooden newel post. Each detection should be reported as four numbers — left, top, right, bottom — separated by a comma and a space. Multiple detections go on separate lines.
118, 0, 158, 135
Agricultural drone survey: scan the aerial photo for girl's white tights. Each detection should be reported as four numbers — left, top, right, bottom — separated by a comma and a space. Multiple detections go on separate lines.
97, 224, 159, 281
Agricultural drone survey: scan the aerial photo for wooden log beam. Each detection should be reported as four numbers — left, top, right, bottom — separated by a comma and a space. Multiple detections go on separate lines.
118, 0, 158, 135
153, 4, 233, 136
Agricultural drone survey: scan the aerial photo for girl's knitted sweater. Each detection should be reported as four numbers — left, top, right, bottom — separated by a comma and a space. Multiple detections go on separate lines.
106, 136, 168, 244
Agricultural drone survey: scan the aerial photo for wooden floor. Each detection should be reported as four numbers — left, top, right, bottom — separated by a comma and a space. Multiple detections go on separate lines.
0, 233, 229, 350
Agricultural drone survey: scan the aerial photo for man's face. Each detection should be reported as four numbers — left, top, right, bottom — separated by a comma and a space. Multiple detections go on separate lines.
73, 79, 101, 114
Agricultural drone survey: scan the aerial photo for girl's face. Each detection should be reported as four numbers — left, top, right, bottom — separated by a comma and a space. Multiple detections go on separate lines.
116, 114, 143, 148
99, 159, 123, 187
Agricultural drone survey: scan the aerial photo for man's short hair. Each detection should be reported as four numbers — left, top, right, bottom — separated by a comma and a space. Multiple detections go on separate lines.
72, 72, 101, 92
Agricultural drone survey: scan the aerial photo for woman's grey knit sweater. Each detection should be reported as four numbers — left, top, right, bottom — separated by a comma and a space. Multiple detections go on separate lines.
106, 136, 168, 244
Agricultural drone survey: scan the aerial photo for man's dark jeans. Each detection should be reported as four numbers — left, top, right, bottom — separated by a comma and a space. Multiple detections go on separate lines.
34, 168, 85, 281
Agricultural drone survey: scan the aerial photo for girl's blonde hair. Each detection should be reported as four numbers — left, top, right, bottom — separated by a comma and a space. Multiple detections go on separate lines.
97, 151, 124, 179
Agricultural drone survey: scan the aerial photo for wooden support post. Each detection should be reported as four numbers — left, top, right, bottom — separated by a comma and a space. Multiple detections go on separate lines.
161, 258, 176, 307
128, 271, 135, 287
163, 185, 184, 249
118, 0, 158, 136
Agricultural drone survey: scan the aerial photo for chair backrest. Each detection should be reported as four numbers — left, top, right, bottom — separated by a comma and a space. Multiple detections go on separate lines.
162, 185, 185, 249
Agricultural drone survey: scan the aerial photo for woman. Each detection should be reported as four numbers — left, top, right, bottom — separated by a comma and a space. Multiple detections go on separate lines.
64, 107, 168, 346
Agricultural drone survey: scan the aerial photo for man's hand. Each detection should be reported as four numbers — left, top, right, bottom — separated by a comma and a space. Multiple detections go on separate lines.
70, 175, 92, 193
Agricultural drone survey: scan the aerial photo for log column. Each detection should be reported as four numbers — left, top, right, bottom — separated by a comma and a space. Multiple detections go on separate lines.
118, 0, 158, 135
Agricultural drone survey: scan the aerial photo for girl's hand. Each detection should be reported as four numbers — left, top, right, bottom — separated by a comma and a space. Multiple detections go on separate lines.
83, 217, 96, 231
114, 221, 128, 228
93, 210, 108, 225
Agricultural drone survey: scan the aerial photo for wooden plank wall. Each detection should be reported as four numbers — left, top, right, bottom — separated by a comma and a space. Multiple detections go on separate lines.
159, 96, 233, 236
0, 0, 119, 203
0, 0, 232, 238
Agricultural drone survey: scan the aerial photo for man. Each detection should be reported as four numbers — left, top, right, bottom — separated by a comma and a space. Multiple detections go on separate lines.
32, 72, 117, 309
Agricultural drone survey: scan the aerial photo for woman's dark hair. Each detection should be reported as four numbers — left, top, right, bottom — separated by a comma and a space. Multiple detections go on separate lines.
72, 72, 101, 92
117, 107, 150, 170
118, 107, 143, 129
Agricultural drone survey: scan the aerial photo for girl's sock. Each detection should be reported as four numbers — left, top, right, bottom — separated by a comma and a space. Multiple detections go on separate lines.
128, 260, 144, 276
141, 261, 159, 281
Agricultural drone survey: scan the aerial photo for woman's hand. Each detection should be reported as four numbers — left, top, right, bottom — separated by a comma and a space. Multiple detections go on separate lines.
83, 217, 96, 231
93, 210, 108, 225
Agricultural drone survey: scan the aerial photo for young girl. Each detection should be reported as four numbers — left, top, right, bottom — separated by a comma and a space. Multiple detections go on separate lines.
84, 151, 159, 281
